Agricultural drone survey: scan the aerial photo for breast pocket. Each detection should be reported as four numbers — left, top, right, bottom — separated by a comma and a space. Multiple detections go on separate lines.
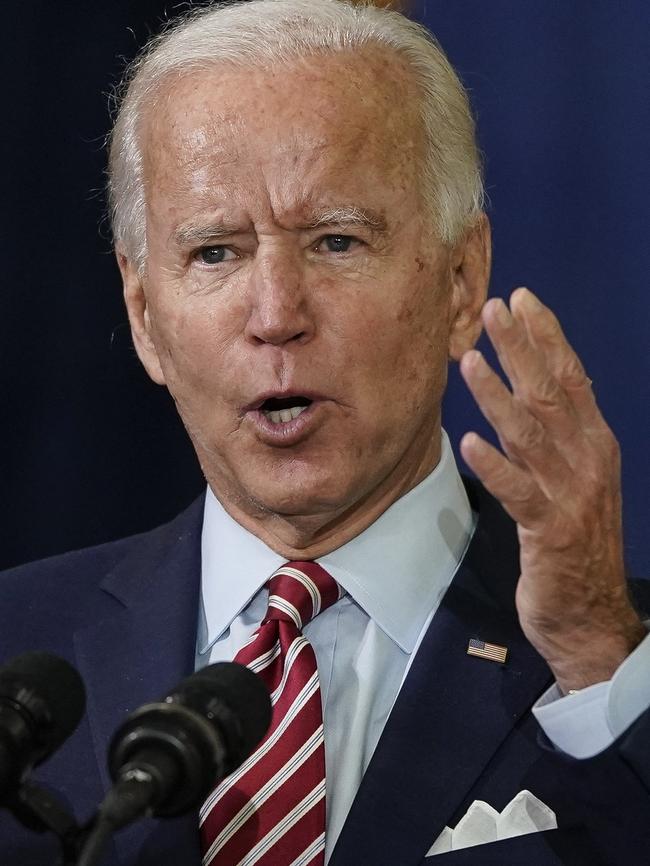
420, 827, 604, 866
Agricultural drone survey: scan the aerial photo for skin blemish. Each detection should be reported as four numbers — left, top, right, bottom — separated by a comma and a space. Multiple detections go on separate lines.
396, 305, 414, 324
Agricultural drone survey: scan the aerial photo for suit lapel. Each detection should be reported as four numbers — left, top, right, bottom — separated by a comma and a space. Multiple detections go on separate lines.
73, 495, 204, 864
331, 480, 553, 866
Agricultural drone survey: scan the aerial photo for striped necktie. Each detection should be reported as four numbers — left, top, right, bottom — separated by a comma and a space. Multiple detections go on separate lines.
200, 561, 343, 866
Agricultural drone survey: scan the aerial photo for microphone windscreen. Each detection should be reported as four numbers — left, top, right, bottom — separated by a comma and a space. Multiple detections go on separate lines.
167, 662, 271, 772
0, 652, 86, 753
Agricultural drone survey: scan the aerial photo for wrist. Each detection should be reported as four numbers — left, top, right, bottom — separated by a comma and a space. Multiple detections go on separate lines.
550, 617, 646, 694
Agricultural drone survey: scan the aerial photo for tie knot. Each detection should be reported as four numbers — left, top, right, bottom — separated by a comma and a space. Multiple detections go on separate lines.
265, 561, 342, 630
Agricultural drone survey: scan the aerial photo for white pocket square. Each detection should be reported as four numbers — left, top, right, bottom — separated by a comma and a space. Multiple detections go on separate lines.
427, 790, 557, 855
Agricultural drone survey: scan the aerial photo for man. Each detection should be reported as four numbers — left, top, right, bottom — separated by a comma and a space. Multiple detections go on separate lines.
1, 1, 649, 864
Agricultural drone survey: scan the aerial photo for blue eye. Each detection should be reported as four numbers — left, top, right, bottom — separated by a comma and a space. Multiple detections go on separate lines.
197, 246, 235, 265
322, 235, 353, 253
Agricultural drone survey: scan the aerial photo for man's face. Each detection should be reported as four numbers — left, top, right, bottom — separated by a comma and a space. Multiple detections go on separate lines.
123, 50, 488, 546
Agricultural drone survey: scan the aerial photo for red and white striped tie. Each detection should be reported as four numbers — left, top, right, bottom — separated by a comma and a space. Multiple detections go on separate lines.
200, 561, 342, 866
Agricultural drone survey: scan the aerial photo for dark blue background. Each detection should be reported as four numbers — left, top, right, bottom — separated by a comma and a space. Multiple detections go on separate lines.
420, 1, 650, 577
1, 1, 648, 576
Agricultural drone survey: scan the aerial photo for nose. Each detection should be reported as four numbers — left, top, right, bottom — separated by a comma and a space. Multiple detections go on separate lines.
245, 249, 314, 347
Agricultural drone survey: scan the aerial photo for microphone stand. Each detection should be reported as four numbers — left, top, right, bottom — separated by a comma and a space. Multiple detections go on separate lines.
74, 815, 114, 866
5, 777, 137, 866
76, 768, 171, 866
4, 779, 85, 866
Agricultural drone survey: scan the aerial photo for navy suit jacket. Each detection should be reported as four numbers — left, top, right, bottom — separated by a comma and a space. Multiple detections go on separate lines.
1, 479, 649, 865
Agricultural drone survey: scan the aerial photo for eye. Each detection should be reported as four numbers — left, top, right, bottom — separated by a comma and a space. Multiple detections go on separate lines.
316, 234, 357, 254
195, 246, 237, 265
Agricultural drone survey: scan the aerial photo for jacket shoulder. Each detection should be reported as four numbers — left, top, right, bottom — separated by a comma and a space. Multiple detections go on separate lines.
0, 495, 205, 651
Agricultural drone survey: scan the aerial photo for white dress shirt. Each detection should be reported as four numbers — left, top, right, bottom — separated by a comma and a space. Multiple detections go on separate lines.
196, 431, 650, 859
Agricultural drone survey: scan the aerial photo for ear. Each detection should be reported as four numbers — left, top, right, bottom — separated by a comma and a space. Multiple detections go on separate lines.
447, 213, 491, 361
117, 249, 166, 385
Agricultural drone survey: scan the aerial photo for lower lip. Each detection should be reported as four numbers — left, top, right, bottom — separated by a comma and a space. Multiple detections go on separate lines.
246, 403, 322, 446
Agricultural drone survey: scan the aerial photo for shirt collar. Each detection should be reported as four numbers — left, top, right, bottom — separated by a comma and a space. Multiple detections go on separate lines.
199, 430, 474, 655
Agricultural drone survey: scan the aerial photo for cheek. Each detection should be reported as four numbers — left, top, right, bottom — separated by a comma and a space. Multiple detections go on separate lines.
382, 288, 451, 413
148, 297, 237, 399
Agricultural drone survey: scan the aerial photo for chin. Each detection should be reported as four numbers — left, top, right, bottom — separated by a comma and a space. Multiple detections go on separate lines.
238, 463, 365, 519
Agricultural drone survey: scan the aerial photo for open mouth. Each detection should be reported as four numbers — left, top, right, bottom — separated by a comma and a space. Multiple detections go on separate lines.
259, 396, 313, 424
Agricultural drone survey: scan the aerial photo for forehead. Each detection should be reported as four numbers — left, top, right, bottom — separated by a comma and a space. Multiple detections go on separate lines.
141, 48, 425, 221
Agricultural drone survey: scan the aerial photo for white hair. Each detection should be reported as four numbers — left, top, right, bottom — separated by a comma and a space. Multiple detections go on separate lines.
108, 0, 484, 270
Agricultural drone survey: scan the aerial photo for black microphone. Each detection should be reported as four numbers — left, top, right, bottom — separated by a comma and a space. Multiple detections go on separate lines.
98, 662, 271, 832
0, 651, 86, 800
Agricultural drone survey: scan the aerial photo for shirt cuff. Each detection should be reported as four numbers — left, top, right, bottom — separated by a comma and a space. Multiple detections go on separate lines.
532, 630, 650, 759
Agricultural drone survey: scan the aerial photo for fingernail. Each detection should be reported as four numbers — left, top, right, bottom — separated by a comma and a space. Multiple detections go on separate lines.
494, 299, 512, 327
520, 287, 542, 310
471, 350, 490, 378
461, 431, 487, 455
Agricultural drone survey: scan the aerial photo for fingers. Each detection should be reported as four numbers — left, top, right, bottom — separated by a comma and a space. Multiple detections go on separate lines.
459, 431, 549, 527
508, 288, 604, 430
478, 291, 608, 467
482, 295, 573, 420
460, 348, 572, 499
510, 289, 584, 384
459, 287, 620, 524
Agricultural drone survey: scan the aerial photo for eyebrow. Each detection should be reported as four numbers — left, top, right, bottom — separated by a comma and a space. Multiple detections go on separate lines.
172, 221, 244, 248
303, 206, 387, 233
172, 205, 388, 248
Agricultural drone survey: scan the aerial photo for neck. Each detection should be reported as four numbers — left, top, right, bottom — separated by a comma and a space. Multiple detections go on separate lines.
210, 429, 442, 560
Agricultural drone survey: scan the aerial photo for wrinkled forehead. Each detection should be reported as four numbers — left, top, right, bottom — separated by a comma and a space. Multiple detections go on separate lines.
139, 47, 426, 206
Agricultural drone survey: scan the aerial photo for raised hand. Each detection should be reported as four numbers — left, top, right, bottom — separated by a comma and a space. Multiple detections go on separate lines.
459, 287, 645, 693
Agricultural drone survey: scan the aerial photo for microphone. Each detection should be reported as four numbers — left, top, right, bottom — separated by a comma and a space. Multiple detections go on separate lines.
99, 662, 271, 831
0, 651, 86, 800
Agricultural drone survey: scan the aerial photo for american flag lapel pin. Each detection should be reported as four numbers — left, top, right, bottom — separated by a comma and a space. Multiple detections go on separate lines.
467, 638, 508, 664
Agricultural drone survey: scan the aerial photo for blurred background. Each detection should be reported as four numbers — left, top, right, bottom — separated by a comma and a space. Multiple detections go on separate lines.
1, 0, 648, 576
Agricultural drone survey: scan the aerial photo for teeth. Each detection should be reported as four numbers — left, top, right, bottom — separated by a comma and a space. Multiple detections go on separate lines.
263, 405, 309, 424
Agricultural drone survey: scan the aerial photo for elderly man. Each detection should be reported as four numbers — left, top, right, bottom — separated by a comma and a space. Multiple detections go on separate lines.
1, 1, 649, 864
